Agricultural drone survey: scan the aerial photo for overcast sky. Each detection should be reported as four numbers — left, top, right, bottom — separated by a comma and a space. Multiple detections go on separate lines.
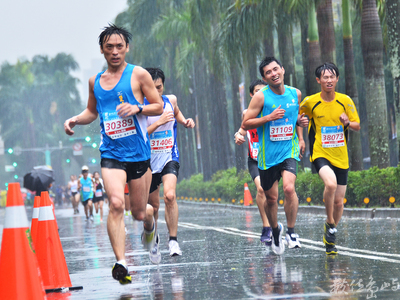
0, 0, 127, 100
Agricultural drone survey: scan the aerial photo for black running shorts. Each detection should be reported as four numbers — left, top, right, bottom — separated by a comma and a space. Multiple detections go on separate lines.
259, 158, 298, 191
101, 158, 150, 181
247, 157, 260, 181
313, 157, 349, 185
149, 160, 180, 193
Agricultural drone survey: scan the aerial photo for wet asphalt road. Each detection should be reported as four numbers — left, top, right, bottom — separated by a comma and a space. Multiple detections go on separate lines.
1, 201, 400, 299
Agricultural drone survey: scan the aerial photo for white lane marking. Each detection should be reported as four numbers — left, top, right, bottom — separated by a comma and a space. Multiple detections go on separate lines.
243, 285, 332, 299
172, 221, 400, 263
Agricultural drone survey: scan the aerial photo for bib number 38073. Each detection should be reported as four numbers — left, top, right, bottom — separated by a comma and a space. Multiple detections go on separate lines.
321, 126, 344, 148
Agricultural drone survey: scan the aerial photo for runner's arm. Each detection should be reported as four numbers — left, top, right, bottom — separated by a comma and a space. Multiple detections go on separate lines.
64, 77, 98, 135
147, 110, 175, 135
169, 95, 195, 129
241, 92, 285, 130
340, 113, 360, 131
235, 110, 247, 145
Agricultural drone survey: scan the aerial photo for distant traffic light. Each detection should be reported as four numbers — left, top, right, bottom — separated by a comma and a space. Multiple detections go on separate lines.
66, 159, 71, 163
5, 182, 8, 187
14, 175, 18, 179
92, 142, 97, 148
7, 148, 13, 154
85, 136, 91, 142
91, 158, 96, 164
12, 162, 17, 167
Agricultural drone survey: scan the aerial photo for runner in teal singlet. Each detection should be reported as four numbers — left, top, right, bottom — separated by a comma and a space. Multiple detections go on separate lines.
241, 57, 308, 255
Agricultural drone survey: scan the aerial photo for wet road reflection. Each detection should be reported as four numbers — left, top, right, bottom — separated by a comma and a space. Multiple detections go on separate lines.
1, 202, 400, 299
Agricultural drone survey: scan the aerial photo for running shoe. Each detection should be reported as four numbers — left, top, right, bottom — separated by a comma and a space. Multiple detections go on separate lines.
271, 223, 285, 255
112, 262, 131, 284
149, 234, 161, 264
285, 232, 301, 249
90, 215, 94, 222
169, 240, 182, 257
260, 227, 272, 246
141, 222, 156, 251
323, 223, 338, 255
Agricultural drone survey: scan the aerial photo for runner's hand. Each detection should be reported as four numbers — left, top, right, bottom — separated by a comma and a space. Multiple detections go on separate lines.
297, 113, 308, 128
269, 105, 285, 121
299, 139, 305, 159
184, 118, 195, 128
339, 113, 350, 127
157, 111, 175, 126
235, 132, 245, 145
64, 117, 78, 135
116, 103, 140, 117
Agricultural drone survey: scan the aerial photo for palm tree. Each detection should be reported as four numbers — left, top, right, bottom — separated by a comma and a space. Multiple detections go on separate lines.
316, 0, 336, 63
308, 1, 322, 94
342, 0, 363, 170
386, 0, 400, 162
361, 0, 390, 168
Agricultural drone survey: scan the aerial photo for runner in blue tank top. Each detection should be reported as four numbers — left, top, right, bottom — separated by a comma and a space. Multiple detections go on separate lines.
144, 68, 195, 263
241, 57, 308, 256
64, 24, 163, 285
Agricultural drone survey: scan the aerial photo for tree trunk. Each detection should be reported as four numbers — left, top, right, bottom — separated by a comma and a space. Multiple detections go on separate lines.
230, 64, 246, 172
361, 0, 390, 168
317, 0, 336, 63
277, 18, 296, 87
386, 0, 400, 163
308, 2, 322, 94
342, 0, 363, 170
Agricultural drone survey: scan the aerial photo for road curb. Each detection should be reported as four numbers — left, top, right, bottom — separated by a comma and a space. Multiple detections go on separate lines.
177, 201, 400, 219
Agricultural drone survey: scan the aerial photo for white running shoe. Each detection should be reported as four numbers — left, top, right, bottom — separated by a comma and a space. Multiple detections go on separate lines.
285, 233, 301, 249
169, 240, 182, 257
149, 234, 161, 265
271, 223, 285, 255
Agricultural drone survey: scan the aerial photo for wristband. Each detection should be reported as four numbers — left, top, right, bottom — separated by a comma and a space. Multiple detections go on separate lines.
137, 104, 143, 114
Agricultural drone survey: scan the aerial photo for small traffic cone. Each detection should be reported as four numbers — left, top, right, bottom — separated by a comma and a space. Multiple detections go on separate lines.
36, 191, 82, 292
244, 183, 253, 206
0, 182, 46, 300
31, 195, 41, 247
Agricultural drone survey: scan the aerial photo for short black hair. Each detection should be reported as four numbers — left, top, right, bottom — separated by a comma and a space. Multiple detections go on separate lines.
259, 56, 283, 78
315, 62, 339, 78
249, 79, 267, 94
145, 67, 165, 84
98, 23, 132, 49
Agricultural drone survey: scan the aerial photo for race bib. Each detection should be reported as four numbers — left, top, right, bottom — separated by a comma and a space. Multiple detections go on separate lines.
270, 118, 293, 141
95, 190, 103, 197
321, 126, 344, 148
103, 112, 136, 140
150, 130, 174, 153
251, 142, 259, 160
83, 186, 91, 192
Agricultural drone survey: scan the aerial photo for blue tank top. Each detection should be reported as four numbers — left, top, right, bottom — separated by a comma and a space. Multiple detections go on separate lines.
257, 85, 300, 170
94, 64, 150, 162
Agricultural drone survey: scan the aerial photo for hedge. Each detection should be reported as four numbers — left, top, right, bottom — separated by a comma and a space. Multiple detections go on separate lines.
176, 166, 400, 207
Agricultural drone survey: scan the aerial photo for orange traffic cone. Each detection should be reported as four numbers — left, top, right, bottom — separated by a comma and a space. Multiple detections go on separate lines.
244, 183, 253, 206
36, 191, 82, 292
0, 182, 46, 300
31, 195, 41, 247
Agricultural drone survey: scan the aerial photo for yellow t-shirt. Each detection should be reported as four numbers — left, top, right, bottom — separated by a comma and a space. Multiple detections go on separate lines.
299, 92, 360, 169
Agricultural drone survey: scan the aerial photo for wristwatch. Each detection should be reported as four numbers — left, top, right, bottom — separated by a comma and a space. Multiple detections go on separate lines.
137, 104, 143, 114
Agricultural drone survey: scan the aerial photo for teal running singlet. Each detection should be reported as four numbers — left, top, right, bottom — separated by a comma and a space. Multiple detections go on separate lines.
257, 85, 300, 170
94, 64, 150, 162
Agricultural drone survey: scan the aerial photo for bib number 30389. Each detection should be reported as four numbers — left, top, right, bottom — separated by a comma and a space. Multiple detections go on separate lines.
270, 118, 293, 141
103, 112, 136, 140
321, 126, 344, 148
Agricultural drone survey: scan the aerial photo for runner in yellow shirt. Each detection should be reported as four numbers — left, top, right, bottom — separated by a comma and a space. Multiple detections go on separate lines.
300, 62, 360, 255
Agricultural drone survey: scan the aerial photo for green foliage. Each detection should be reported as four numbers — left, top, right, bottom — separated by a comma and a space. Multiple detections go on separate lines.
177, 165, 400, 207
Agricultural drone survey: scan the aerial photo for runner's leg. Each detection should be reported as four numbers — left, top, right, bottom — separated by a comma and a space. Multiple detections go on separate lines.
264, 180, 279, 229
102, 168, 126, 261
318, 166, 337, 225
281, 171, 298, 228
254, 176, 270, 227
333, 185, 346, 226
162, 173, 178, 237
